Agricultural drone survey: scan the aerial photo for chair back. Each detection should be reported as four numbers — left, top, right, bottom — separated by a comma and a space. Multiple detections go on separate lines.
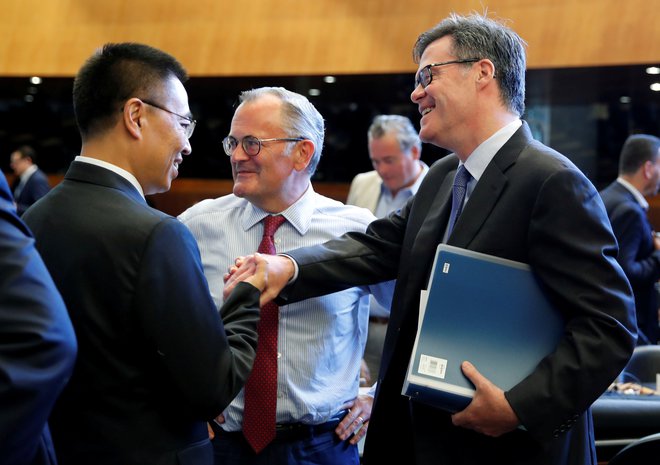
619, 345, 660, 384
608, 431, 660, 464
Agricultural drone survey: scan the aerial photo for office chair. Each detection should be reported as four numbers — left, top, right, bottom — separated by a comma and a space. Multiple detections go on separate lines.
619, 345, 660, 385
607, 432, 660, 464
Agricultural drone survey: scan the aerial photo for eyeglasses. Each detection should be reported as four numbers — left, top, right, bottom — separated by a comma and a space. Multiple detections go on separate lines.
140, 99, 197, 139
414, 58, 481, 89
222, 135, 305, 157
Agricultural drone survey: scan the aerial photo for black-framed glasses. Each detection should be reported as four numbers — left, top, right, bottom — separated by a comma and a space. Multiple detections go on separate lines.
140, 99, 197, 139
222, 135, 305, 157
414, 58, 481, 89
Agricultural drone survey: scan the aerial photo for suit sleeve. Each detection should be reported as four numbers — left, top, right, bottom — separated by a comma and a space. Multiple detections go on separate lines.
506, 168, 636, 440
609, 205, 660, 286
0, 180, 77, 464
134, 218, 260, 419
283, 199, 408, 303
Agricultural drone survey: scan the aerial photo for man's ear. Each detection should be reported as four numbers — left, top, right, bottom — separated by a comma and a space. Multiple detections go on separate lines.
123, 98, 144, 139
475, 58, 497, 87
642, 160, 654, 179
293, 139, 315, 172
410, 145, 421, 161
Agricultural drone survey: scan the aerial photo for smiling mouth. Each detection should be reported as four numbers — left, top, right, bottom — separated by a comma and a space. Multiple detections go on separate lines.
234, 163, 258, 176
422, 107, 433, 116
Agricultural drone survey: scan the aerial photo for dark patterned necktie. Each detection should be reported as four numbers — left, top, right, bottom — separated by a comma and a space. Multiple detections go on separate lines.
242, 215, 287, 453
447, 165, 471, 236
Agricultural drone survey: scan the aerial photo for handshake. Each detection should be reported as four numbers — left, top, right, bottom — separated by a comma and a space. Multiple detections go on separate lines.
223, 253, 296, 305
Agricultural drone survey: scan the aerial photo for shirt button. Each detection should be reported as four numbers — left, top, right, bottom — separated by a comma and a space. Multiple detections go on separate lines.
277, 352, 282, 359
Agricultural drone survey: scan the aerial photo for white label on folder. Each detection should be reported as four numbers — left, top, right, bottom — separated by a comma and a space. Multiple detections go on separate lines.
442, 262, 450, 273
418, 354, 447, 379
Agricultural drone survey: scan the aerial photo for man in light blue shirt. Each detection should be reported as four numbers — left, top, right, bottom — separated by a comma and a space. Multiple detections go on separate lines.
346, 115, 428, 383
179, 87, 392, 465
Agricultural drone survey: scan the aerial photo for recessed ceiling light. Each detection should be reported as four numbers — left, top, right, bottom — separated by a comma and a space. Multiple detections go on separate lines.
29, 76, 42, 85
645, 67, 660, 75
619, 96, 631, 104
323, 76, 336, 84
650, 83, 660, 92
308, 88, 321, 96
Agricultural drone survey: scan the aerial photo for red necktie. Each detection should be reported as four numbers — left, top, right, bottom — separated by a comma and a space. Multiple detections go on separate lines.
242, 215, 287, 453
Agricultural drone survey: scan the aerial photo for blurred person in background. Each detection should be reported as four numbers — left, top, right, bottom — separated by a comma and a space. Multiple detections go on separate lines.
346, 114, 428, 383
600, 134, 660, 345
9, 145, 50, 215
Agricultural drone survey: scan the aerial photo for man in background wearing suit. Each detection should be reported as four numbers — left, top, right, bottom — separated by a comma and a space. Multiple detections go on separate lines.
346, 114, 428, 383
23, 42, 267, 465
9, 145, 50, 215
228, 12, 637, 465
600, 134, 660, 345
0, 173, 77, 465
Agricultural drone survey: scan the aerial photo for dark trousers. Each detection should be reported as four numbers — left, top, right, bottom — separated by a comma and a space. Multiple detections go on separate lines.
211, 426, 359, 465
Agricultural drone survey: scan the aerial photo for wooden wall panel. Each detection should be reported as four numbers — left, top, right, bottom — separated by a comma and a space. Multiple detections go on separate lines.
2, 174, 348, 218
0, 0, 657, 77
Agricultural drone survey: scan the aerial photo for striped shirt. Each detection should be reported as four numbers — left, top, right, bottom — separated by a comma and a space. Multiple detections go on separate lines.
179, 184, 393, 430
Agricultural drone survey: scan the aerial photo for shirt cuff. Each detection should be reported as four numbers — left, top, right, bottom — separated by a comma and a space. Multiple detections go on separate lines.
277, 253, 298, 283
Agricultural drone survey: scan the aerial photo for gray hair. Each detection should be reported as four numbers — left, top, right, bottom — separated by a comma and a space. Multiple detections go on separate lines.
413, 12, 527, 117
238, 87, 325, 175
368, 115, 421, 154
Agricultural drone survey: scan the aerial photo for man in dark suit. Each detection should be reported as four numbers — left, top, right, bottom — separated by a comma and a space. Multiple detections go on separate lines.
22, 43, 267, 465
600, 134, 660, 345
0, 173, 77, 465
227, 12, 637, 465
9, 145, 50, 216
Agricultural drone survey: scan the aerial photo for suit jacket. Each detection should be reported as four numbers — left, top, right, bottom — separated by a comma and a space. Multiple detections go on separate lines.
346, 170, 382, 212
22, 161, 260, 465
600, 181, 660, 345
283, 122, 636, 465
0, 174, 76, 465
12, 167, 50, 216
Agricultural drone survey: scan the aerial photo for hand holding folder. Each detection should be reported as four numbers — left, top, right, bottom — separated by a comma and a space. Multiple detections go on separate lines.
450, 361, 522, 436
403, 245, 564, 413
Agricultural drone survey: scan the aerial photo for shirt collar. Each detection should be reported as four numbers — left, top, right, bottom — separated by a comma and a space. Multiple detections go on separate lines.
410, 161, 430, 194
19, 164, 38, 182
616, 177, 649, 210
75, 155, 145, 199
241, 183, 316, 235
463, 120, 522, 180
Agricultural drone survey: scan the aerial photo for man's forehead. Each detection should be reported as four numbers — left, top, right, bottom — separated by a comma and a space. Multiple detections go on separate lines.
232, 98, 282, 128
418, 36, 453, 64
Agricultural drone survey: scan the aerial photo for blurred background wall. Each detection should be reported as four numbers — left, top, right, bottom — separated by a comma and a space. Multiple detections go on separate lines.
0, 0, 658, 216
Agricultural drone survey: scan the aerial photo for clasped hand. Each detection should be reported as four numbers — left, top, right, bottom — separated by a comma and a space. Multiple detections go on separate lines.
223, 253, 294, 306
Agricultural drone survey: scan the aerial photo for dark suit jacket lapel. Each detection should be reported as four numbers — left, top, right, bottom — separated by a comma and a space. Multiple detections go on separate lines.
411, 172, 454, 253
65, 161, 147, 206
448, 122, 533, 248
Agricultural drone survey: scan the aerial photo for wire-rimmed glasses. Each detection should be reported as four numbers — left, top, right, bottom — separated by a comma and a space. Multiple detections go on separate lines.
222, 135, 305, 157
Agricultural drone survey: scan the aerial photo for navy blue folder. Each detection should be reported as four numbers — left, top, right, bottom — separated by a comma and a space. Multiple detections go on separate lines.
402, 244, 564, 412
